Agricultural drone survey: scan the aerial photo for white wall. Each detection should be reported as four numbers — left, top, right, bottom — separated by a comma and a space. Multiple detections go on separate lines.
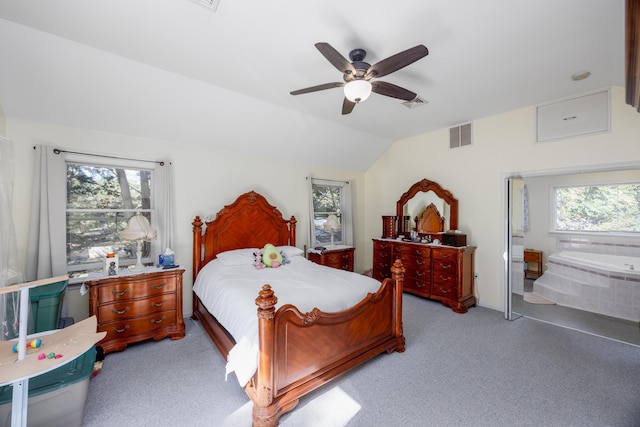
364, 86, 640, 311
6, 119, 366, 321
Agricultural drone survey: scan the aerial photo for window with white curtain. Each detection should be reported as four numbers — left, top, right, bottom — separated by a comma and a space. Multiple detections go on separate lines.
308, 178, 353, 248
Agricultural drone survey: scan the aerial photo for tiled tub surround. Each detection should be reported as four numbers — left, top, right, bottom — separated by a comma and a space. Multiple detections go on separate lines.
534, 250, 640, 322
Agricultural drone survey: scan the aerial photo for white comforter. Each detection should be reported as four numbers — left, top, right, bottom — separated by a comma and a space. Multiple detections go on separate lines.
192, 255, 381, 386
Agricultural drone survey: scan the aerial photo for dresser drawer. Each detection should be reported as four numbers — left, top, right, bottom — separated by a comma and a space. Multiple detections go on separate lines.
433, 257, 457, 274
97, 276, 177, 303
373, 240, 394, 252
404, 273, 430, 293
98, 293, 177, 322
432, 248, 459, 262
99, 310, 177, 342
431, 281, 458, 299
393, 243, 431, 259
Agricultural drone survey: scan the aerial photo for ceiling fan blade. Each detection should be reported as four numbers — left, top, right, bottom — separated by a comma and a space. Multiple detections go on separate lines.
342, 98, 356, 115
371, 81, 417, 101
315, 42, 356, 75
367, 45, 429, 79
290, 82, 344, 96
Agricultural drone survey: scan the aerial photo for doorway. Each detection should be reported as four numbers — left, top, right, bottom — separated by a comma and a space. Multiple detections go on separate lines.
503, 164, 640, 347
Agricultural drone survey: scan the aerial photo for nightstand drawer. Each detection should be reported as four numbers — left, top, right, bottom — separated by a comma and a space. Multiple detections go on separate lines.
99, 310, 177, 342
308, 246, 355, 272
98, 293, 177, 321
97, 276, 176, 303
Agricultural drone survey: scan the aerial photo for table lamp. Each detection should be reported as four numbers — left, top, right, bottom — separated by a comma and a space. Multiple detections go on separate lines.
323, 214, 341, 247
119, 213, 157, 270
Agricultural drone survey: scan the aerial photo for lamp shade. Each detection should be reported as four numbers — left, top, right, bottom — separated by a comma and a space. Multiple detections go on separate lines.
323, 214, 341, 232
343, 80, 372, 103
119, 213, 157, 242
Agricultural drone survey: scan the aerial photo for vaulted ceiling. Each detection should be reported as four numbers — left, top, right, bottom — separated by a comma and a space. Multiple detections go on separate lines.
0, 0, 625, 171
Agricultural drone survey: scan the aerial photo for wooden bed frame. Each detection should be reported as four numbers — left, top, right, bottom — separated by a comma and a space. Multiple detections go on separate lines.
191, 191, 405, 427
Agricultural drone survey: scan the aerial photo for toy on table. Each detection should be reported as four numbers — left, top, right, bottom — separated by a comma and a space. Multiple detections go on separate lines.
12, 338, 42, 353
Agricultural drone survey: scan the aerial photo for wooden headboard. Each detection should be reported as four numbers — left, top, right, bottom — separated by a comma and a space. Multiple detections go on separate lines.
192, 191, 297, 281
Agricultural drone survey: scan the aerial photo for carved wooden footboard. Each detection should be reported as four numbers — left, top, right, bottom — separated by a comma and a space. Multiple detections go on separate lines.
246, 259, 405, 426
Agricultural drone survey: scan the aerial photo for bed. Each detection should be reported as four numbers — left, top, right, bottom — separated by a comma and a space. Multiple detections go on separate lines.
191, 191, 405, 427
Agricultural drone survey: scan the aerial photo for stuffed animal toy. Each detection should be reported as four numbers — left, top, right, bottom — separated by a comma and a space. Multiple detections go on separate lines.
261, 243, 283, 268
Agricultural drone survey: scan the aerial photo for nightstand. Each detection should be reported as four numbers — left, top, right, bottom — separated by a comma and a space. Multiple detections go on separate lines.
85, 268, 185, 354
524, 249, 543, 279
307, 246, 355, 272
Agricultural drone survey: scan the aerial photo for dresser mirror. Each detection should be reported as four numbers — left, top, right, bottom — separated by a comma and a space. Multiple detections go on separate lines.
396, 179, 458, 235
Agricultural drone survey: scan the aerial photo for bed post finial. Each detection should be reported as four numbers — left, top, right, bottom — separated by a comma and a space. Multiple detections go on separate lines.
192, 216, 204, 283
255, 285, 277, 409
390, 259, 405, 350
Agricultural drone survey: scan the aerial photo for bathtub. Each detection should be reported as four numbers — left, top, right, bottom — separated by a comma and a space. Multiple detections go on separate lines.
550, 250, 638, 273
533, 250, 640, 321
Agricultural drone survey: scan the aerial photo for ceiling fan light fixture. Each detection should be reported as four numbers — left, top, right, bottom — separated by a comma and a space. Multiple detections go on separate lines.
344, 80, 372, 103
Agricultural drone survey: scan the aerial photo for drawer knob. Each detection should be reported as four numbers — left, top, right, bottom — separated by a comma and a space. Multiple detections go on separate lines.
111, 307, 130, 315
439, 287, 452, 294
112, 324, 130, 334
151, 282, 167, 290
150, 316, 166, 324
151, 299, 167, 307
112, 288, 130, 297
415, 281, 426, 288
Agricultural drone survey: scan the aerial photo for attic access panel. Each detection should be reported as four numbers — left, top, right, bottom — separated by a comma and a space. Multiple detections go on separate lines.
535, 89, 610, 143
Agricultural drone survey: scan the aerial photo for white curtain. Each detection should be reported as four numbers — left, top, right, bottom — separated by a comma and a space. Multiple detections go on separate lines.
0, 137, 26, 339
307, 177, 353, 247
26, 146, 174, 278
26, 146, 67, 281
156, 161, 175, 253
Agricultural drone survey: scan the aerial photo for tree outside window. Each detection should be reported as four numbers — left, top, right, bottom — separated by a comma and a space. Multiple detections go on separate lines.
66, 163, 155, 274
554, 182, 640, 233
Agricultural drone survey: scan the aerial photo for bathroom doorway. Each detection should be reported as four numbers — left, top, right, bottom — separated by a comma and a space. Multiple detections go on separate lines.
503, 164, 640, 347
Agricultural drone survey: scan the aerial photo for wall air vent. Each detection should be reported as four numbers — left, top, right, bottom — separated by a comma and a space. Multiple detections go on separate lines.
449, 123, 472, 149
191, 0, 220, 11
402, 96, 428, 109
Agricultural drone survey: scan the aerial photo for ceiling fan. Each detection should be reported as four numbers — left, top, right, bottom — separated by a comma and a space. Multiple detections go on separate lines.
290, 42, 429, 115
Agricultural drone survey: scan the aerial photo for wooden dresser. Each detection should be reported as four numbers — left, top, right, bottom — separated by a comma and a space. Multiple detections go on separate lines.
373, 239, 476, 313
307, 246, 355, 271
85, 268, 185, 354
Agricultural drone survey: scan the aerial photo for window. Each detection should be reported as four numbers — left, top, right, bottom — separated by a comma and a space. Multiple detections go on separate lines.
308, 178, 353, 248
553, 182, 640, 233
66, 159, 158, 274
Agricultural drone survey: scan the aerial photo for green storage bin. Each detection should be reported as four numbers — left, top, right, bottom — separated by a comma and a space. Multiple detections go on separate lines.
0, 345, 95, 405
29, 280, 67, 333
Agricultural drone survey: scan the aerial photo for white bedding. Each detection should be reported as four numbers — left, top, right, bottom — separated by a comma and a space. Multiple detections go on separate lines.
192, 255, 382, 386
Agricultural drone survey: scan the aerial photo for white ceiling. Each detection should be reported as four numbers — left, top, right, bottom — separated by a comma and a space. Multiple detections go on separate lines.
0, 0, 625, 171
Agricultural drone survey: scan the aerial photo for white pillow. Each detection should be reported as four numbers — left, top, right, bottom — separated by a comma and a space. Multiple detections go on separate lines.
277, 245, 304, 258
216, 248, 257, 266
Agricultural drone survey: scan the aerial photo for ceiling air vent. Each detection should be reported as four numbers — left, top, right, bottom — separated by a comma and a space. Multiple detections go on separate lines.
191, 0, 220, 11
402, 96, 428, 109
450, 123, 472, 149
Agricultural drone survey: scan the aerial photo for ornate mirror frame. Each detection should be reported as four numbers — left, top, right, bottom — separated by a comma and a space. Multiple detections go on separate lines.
396, 179, 458, 234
